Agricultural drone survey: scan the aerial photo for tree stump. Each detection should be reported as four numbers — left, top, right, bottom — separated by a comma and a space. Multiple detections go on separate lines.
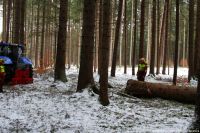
125, 79, 196, 104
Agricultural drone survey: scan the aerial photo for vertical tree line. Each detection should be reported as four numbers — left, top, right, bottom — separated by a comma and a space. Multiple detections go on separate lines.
1, 0, 200, 109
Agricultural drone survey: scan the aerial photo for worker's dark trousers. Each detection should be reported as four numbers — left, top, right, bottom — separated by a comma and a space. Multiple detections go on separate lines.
0, 73, 5, 92
137, 71, 146, 81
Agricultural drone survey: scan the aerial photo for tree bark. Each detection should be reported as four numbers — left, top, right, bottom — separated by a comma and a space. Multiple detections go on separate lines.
13, 0, 21, 44
139, 0, 145, 58
194, 0, 200, 77
6, 0, 12, 42
35, 2, 40, 68
2, 0, 7, 41
19, 0, 26, 44
94, 0, 100, 72
149, 0, 156, 75
156, 0, 160, 75
99, 0, 112, 106
132, 0, 137, 75
173, 0, 179, 85
162, 0, 169, 75
130, 0, 134, 68
54, 0, 68, 82
125, 79, 196, 104
110, 0, 124, 77
123, 0, 127, 74
77, 0, 96, 91
67, 2, 71, 69
157, 1, 167, 75
188, 0, 195, 81
193, 0, 200, 130
40, 0, 46, 69
98, 0, 103, 74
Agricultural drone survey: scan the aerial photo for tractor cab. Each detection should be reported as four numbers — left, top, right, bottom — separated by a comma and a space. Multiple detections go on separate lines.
0, 41, 33, 85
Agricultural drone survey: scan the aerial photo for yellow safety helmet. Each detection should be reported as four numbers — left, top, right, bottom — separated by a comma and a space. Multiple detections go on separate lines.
139, 58, 145, 62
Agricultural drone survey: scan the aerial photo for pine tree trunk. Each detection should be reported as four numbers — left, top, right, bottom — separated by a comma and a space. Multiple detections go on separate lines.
54, 0, 68, 82
2, 0, 7, 41
146, 1, 151, 62
6, 0, 12, 42
53, 4, 58, 65
193, 1, 200, 130
139, 0, 145, 58
162, 0, 169, 75
94, 0, 100, 72
149, 0, 156, 75
40, 0, 46, 69
188, 0, 194, 81
130, 0, 134, 68
194, 0, 200, 77
67, 2, 71, 69
29, 0, 34, 59
123, 0, 127, 74
35, 2, 40, 68
98, 0, 103, 74
156, 0, 160, 74
173, 0, 179, 85
77, 0, 96, 91
132, 0, 137, 75
194, 2, 200, 122
13, 0, 21, 44
110, 0, 124, 77
19, 0, 26, 44
158, 2, 167, 75
99, 0, 112, 106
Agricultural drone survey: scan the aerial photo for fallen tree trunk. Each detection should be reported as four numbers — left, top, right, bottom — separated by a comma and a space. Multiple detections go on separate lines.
125, 79, 196, 104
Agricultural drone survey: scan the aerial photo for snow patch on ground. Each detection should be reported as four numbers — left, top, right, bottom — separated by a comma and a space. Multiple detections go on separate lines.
0, 66, 196, 132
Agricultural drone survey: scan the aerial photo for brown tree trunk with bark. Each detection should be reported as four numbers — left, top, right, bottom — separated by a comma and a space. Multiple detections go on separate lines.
2, 0, 7, 41
130, 0, 134, 68
125, 80, 196, 104
149, 0, 156, 75
173, 0, 179, 85
99, 0, 112, 106
67, 2, 71, 69
19, 0, 26, 44
194, 0, 200, 77
139, 0, 145, 58
132, 0, 137, 75
157, 1, 167, 75
13, 0, 21, 44
35, 2, 40, 68
156, 0, 160, 75
94, 0, 100, 72
123, 0, 127, 74
111, 0, 124, 77
162, 0, 169, 75
188, 0, 195, 81
195, 0, 200, 112
40, 0, 46, 69
192, 1, 200, 130
6, 0, 12, 42
54, 0, 68, 82
77, 0, 96, 91
98, 0, 103, 74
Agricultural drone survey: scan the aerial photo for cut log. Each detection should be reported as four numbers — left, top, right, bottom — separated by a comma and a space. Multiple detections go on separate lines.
125, 79, 196, 104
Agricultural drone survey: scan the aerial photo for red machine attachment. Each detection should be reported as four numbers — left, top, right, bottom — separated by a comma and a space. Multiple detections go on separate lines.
11, 68, 33, 85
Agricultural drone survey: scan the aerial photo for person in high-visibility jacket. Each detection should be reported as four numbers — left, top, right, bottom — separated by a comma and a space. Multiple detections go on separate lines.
0, 59, 5, 93
137, 58, 148, 81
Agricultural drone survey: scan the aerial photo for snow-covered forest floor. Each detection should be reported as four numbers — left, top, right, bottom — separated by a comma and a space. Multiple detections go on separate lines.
0, 67, 196, 132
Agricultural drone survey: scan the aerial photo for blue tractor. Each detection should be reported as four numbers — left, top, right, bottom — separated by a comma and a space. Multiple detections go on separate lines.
0, 42, 33, 85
